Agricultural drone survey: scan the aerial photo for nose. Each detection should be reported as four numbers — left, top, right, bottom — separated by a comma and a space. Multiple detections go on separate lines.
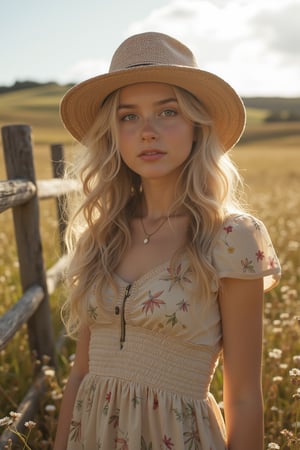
141, 118, 158, 141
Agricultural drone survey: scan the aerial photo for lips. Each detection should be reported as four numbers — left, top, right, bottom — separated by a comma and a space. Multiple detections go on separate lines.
138, 149, 166, 161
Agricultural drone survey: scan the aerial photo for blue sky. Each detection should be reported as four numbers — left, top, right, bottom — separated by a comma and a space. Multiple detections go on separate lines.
1, 0, 300, 96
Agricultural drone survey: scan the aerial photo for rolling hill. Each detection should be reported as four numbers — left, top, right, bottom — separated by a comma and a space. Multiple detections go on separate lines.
0, 82, 299, 146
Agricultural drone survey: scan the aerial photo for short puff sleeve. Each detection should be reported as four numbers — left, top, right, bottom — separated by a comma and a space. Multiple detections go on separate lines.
212, 214, 281, 291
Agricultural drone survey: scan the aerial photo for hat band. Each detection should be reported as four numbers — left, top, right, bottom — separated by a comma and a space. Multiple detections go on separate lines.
125, 62, 155, 68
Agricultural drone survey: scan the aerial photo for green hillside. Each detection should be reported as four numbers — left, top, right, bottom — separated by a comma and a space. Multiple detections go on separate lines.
0, 84, 299, 146
0, 84, 72, 145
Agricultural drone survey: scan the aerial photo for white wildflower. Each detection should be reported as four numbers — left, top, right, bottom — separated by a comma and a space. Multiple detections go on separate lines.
267, 443, 280, 449
269, 349, 282, 359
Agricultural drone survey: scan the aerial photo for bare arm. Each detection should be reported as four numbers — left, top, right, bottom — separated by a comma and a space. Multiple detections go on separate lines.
53, 325, 90, 450
219, 278, 264, 450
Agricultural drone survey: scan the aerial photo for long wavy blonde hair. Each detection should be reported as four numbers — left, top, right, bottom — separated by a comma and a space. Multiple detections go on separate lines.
62, 84, 245, 336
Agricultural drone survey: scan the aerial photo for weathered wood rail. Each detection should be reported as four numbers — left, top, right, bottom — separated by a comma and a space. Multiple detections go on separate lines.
0, 125, 76, 447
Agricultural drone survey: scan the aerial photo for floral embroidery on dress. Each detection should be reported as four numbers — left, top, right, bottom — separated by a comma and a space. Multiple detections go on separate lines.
153, 393, 159, 410
160, 264, 192, 290
88, 304, 98, 320
162, 435, 175, 449
268, 256, 277, 269
103, 391, 111, 415
142, 290, 166, 314
115, 433, 129, 450
141, 436, 153, 450
69, 419, 81, 442
173, 403, 201, 450
108, 408, 120, 428
251, 217, 261, 230
165, 298, 189, 328
85, 381, 96, 414
131, 394, 142, 408
241, 257, 255, 273
256, 250, 265, 261
222, 224, 235, 253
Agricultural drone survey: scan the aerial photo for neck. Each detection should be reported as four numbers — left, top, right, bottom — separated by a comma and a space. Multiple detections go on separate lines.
139, 179, 180, 219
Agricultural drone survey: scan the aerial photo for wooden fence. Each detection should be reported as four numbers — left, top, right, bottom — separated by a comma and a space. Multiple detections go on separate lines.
0, 125, 75, 447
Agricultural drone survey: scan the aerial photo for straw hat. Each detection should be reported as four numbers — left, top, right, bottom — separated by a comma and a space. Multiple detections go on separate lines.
60, 32, 246, 150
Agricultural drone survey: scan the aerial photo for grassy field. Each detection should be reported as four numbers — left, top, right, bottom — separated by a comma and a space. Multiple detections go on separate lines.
0, 87, 299, 449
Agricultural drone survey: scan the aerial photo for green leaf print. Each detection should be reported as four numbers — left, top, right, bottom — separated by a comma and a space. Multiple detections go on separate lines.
141, 436, 153, 450
109, 408, 120, 428
75, 399, 83, 412
183, 429, 201, 450
69, 419, 81, 442
165, 312, 178, 327
241, 257, 255, 273
88, 304, 98, 320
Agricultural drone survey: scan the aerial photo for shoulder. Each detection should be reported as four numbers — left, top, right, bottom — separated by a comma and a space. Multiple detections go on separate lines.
212, 213, 281, 291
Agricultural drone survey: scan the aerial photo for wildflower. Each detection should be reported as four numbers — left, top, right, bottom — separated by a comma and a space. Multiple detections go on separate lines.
269, 349, 282, 359
0, 416, 12, 427
289, 368, 300, 377
273, 376, 283, 383
281, 429, 294, 438
279, 363, 288, 370
51, 390, 63, 400
45, 404, 56, 413
280, 312, 289, 320
9, 411, 21, 421
293, 355, 300, 364
24, 421, 36, 429
267, 443, 280, 449
43, 367, 55, 378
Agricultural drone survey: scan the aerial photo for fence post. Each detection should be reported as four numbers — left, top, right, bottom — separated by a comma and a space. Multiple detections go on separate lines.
51, 143, 67, 254
1, 124, 56, 366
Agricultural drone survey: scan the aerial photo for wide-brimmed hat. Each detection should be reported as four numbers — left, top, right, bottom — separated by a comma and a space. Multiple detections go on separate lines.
60, 32, 246, 150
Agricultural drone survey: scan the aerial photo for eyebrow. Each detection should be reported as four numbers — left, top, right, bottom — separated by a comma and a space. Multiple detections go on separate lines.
118, 97, 178, 110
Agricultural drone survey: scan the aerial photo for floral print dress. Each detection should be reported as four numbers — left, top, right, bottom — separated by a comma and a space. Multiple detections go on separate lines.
66, 214, 281, 450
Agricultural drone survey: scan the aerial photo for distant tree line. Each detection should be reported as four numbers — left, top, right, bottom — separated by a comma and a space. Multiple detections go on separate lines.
264, 110, 300, 122
243, 97, 300, 123
0, 80, 73, 94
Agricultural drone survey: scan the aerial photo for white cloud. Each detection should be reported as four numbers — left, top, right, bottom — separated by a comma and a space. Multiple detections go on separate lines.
125, 0, 300, 96
56, 0, 300, 96
58, 59, 109, 84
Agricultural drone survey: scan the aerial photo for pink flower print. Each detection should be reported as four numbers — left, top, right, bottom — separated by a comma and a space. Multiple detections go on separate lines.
256, 250, 265, 262
162, 435, 175, 449
153, 393, 159, 410
268, 256, 277, 269
176, 299, 190, 312
115, 437, 129, 450
103, 391, 112, 415
160, 264, 192, 291
142, 290, 165, 315
223, 225, 235, 253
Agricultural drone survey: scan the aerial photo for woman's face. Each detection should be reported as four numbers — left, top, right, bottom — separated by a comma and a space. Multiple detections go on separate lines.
116, 82, 195, 182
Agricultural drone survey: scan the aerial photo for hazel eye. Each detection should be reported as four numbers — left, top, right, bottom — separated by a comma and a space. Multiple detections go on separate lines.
121, 113, 138, 121
160, 109, 177, 117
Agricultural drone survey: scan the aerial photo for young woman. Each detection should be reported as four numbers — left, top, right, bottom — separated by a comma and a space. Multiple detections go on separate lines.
54, 32, 281, 450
